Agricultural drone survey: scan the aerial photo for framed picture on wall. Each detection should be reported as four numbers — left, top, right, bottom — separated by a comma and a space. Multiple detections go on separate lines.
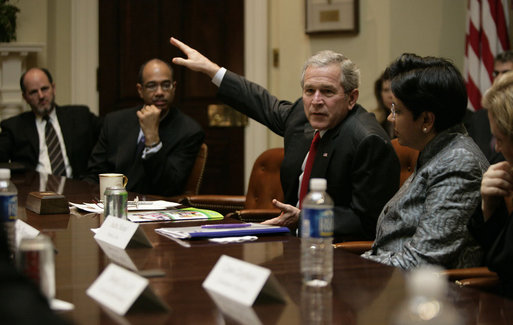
305, 0, 359, 34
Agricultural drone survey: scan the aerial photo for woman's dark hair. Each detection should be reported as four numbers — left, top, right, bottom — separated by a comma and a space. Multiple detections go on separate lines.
385, 53, 468, 132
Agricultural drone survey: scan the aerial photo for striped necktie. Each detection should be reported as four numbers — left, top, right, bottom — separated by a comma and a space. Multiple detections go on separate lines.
44, 115, 66, 176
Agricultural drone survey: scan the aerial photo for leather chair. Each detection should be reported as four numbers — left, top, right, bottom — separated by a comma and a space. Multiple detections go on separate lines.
179, 148, 285, 221
391, 138, 419, 186
183, 143, 208, 195
169, 143, 208, 202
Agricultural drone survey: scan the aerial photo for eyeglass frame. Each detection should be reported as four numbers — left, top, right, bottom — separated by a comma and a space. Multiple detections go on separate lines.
142, 80, 174, 92
391, 103, 397, 119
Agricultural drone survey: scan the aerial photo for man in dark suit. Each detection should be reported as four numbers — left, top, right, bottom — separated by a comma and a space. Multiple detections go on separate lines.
171, 38, 399, 241
85, 59, 204, 196
467, 51, 513, 164
0, 68, 100, 179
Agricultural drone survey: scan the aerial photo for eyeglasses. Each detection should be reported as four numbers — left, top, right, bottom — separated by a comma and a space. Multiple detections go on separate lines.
143, 81, 173, 92
391, 103, 397, 119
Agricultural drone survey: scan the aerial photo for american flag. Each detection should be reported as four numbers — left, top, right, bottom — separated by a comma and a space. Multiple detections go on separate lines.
464, 0, 510, 111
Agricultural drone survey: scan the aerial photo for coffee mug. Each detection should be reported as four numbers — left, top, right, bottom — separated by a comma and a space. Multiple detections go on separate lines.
99, 173, 128, 201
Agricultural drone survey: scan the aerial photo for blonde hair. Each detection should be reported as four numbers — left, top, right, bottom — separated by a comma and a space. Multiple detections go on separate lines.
482, 71, 513, 142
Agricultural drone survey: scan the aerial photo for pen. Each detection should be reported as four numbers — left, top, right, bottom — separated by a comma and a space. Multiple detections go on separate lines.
201, 223, 252, 229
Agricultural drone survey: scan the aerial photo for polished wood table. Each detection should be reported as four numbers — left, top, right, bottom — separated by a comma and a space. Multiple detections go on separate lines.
12, 171, 513, 324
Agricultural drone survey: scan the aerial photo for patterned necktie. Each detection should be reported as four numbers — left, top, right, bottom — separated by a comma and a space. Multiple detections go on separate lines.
44, 115, 66, 176
299, 131, 321, 208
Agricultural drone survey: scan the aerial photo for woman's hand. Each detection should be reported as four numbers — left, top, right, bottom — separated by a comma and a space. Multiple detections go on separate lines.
481, 161, 513, 220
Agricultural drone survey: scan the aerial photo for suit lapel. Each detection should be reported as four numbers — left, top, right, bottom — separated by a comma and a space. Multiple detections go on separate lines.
311, 124, 341, 179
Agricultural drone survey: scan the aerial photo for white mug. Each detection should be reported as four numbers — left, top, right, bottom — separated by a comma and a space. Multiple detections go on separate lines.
99, 173, 128, 202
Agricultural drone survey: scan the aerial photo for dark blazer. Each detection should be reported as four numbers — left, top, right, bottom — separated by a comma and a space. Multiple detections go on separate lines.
0, 105, 100, 179
467, 108, 504, 164
85, 106, 204, 196
469, 202, 513, 295
218, 71, 400, 241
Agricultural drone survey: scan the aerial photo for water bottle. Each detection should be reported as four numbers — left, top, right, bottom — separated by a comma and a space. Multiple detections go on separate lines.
301, 178, 334, 287
0, 168, 17, 259
393, 266, 463, 325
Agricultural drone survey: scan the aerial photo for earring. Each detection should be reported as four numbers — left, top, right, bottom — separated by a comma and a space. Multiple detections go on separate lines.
423, 128, 428, 133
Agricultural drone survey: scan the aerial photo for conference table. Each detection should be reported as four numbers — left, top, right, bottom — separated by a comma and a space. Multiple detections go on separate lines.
12, 171, 513, 324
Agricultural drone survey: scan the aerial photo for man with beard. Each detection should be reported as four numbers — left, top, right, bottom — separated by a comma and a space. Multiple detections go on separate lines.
0, 68, 100, 179
85, 59, 204, 196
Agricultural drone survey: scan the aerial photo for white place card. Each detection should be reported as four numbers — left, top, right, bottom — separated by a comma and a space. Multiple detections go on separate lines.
15, 219, 40, 249
202, 255, 286, 306
94, 216, 152, 249
86, 263, 168, 315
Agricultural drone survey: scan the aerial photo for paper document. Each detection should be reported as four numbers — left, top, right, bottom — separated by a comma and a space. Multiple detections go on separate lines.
70, 200, 180, 214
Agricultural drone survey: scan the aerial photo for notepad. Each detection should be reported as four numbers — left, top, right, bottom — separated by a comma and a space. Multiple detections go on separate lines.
155, 223, 290, 239
128, 208, 224, 223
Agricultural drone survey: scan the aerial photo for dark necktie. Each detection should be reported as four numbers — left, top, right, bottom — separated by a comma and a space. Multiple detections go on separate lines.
299, 131, 321, 208
135, 135, 145, 158
44, 116, 66, 176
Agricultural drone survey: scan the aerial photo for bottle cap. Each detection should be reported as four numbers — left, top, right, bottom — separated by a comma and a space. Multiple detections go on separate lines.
310, 178, 327, 191
0, 168, 11, 179
407, 265, 447, 298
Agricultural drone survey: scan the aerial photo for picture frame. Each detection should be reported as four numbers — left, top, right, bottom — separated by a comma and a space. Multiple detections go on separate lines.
305, 0, 359, 34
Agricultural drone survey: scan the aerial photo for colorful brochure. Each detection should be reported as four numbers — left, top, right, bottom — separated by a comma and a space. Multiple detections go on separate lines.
128, 207, 224, 223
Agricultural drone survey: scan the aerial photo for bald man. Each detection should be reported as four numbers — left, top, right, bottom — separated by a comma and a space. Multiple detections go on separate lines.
0, 68, 100, 179
85, 59, 204, 196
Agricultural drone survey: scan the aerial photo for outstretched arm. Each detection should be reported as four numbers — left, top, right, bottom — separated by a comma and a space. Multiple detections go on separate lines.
170, 37, 221, 78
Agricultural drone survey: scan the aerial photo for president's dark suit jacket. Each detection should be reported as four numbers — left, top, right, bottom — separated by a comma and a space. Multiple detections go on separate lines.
218, 71, 400, 241
85, 106, 204, 196
0, 105, 100, 179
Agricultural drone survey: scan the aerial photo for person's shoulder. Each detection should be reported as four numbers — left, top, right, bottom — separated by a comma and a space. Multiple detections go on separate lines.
171, 108, 204, 132
104, 106, 139, 121
345, 105, 390, 138
0, 111, 34, 127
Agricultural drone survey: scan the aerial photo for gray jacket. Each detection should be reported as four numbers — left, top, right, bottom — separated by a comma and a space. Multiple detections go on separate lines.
362, 124, 489, 270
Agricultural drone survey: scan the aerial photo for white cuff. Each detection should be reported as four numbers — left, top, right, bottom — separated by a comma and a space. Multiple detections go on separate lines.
212, 67, 227, 87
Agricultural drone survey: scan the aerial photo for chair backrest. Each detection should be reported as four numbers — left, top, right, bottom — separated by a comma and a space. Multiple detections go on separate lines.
391, 138, 419, 187
182, 143, 208, 195
244, 148, 284, 209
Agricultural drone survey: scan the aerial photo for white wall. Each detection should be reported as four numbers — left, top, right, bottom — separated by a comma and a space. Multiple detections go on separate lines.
268, 0, 467, 147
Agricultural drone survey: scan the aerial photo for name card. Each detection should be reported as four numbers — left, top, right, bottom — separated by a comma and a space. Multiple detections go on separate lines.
94, 216, 152, 249
15, 219, 40, 249
86, 263, 168, 315
202, 255, 286, 306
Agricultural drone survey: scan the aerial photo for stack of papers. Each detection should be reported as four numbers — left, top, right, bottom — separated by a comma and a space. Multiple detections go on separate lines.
155, 223, 290, 239
70, 200, 180, 214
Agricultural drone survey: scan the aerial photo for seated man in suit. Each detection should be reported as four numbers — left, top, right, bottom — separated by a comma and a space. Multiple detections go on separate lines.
0, 68, 100, 179
170, 38, 400, 241
467, 50, 513, 164
85, 59, 204, 196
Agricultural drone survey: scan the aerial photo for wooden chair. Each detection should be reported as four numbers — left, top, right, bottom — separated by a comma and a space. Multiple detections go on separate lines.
179, 148, 284, 221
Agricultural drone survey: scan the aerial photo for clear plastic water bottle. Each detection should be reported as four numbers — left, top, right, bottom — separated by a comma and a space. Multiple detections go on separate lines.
301, 178, 334, 287
0, 168, 17, 259
393, 266, 463, 325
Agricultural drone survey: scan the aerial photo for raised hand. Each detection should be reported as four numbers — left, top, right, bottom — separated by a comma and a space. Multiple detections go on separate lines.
170, 37, 221, 78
